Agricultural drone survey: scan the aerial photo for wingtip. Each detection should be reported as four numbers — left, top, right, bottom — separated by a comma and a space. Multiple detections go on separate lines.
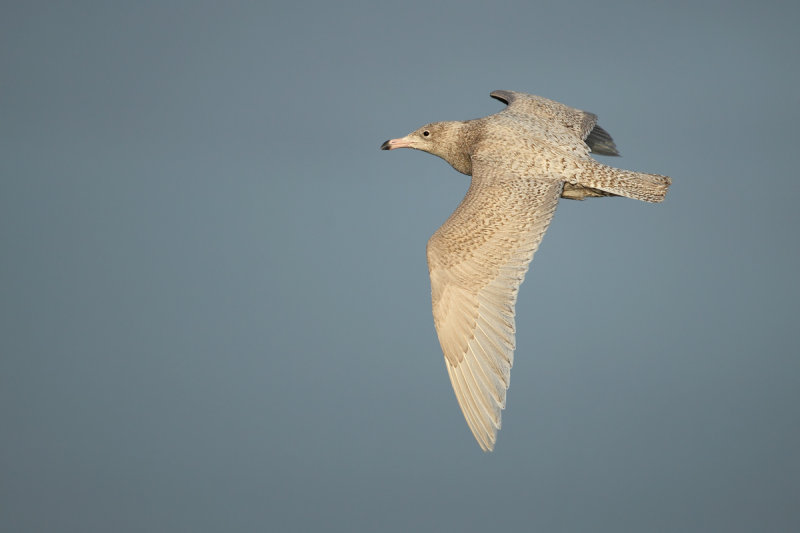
489, 90, 513, 105
586, 124, 621, 156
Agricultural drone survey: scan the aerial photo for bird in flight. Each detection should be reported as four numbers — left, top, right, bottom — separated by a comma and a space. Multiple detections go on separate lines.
381, 90, 671, 451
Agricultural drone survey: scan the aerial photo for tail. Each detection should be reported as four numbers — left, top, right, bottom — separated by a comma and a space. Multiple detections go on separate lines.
578, 160, 671, 203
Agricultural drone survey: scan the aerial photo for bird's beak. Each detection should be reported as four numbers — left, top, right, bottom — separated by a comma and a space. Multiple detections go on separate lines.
380, 136, 413, 150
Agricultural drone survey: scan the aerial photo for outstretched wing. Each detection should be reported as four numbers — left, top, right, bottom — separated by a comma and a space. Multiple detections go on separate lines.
490, 90, 619, 156
426, 155, 562, 451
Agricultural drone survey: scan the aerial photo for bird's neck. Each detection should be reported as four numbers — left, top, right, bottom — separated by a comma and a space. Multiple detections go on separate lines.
439, 121, 479, 176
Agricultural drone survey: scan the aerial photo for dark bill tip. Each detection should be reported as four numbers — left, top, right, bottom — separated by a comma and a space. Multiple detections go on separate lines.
380, 140, 391, 150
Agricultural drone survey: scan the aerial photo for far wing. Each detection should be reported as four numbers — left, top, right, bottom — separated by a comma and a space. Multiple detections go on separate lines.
490, 90, 619, 156
426, 155, 562, 451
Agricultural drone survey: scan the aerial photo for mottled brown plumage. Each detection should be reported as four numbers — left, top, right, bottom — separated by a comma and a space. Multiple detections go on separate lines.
381, 90, 671, 451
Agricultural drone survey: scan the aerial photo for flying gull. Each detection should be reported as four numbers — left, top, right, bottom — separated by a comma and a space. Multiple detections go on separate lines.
380, 90, 671, 451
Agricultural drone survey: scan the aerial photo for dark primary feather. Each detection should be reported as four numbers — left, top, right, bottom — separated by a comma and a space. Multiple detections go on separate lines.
585, 125, 620, 156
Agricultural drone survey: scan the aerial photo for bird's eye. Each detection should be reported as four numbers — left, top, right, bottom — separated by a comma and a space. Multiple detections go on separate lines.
423, 130, 430, 137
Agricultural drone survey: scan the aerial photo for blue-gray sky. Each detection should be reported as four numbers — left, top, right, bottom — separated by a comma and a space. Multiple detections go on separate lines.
2, 1, 799, 531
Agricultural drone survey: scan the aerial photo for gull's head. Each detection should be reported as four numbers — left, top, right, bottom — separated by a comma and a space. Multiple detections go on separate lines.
380, 121, 472, 175
380, 122, 458, 153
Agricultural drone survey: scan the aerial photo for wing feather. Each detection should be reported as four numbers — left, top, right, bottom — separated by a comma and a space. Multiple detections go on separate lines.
427, 156, 562, 451
490, 89, 598, 140
490, 89, 620, 158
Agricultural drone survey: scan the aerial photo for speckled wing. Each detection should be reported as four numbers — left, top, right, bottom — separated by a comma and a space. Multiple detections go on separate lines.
490, 90, 619, 156
426, 155, 563, 451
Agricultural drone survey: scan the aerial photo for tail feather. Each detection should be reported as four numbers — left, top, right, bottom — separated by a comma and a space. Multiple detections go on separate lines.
579, 161, 671, 203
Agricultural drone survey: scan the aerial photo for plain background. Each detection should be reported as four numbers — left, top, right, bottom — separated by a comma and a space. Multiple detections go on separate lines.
2, 1, 798, 531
